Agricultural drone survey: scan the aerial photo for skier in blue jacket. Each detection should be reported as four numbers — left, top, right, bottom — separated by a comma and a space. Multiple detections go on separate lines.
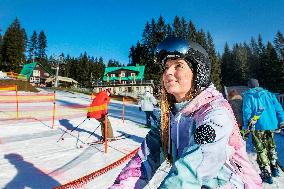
243, 78, 284, 184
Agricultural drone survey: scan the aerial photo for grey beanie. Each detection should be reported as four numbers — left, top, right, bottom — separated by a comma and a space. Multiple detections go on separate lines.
248, 78, 259, 88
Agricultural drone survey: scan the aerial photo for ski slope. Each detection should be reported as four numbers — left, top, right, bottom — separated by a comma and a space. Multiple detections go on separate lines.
0, 89, 283, 188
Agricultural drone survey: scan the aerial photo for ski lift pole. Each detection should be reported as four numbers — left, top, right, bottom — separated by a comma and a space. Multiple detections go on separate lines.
52, 91, 56, 128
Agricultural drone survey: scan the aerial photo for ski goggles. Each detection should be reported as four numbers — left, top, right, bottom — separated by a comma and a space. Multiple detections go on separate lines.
156, 37, 209, 65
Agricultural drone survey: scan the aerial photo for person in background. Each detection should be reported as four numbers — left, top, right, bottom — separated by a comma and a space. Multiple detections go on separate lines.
228, 90, 244, 135
110, 37, 261, 189
243, 78, 284, 184
139, 87, 158, 127
87, 89, 113, 140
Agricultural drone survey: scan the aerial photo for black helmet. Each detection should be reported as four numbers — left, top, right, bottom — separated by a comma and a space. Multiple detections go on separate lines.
156, 36, 211, 91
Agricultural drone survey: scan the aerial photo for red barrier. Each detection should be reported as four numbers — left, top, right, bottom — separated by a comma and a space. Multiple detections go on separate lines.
54, 147, 140, 189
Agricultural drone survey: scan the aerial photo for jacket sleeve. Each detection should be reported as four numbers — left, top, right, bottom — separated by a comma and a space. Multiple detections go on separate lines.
242, 95, 253, 130
150, 94, 157, 106
159, 107, 234, 188
109, 126, 162, 188
271, 93, 284, 126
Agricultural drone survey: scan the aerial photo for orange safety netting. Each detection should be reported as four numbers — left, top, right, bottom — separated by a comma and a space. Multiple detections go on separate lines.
54, 147, 140, 189
0, 85, 17, 91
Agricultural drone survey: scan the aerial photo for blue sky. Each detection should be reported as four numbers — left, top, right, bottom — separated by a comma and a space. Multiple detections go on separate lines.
0, 0, 283, 64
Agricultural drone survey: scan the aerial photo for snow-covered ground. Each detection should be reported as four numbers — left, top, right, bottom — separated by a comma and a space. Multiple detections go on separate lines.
0, 89, 283, 188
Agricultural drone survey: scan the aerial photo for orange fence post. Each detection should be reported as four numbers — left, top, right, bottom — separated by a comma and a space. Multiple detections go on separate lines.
15, 85, 19, 119
122, 97, 124, 124
104, 113, 108, 153
52, 91, 56, 129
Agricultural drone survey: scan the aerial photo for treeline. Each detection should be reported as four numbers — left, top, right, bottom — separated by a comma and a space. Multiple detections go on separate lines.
1, 17, 283, 93
0, 18, 123, 87
222, 33, 284, 93
128, 15, 284, 93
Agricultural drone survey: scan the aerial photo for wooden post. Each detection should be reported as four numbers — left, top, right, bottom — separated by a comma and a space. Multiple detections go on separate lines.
52, 91, 56, 129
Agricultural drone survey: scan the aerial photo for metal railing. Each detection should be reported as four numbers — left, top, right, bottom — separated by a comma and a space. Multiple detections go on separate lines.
93, 80, 154, 87
277, 94, 284, 107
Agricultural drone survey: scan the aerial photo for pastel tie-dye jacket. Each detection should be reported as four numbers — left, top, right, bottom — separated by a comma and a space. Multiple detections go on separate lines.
110, 85, 262, 189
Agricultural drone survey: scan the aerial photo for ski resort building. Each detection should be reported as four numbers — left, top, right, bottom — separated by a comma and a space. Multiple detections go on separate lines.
19, 62, 52, 86
92, 64, 154, 98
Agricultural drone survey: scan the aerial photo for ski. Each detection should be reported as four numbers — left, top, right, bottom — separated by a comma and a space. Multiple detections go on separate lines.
87, 134, 130, 145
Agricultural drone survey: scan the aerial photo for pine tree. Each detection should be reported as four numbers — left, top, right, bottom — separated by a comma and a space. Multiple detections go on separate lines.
142, 21, 151, 48
173, 16, 182, 38
155, 15, 166, 44
128, 41, 149, 66
188, 20, 197, 42
265, 42, 282, 92
28, 31, 37, 62
256, 34, 267, 86
37, 30, 47, 65
236, 43, 249, 84
274, 31, 284, 61
180, 17, 188, 39
207, 32, 222, 90
196, 29, 207, 51
273, 31, 284, 92
165, 24, 173, 37
107, 59, 121, 67
248, 37, 259, 78
2, 18, 27, 72
221, 43, 233, 86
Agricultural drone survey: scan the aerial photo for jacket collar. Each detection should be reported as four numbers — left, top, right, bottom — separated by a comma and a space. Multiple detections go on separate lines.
181, 84, 223, 115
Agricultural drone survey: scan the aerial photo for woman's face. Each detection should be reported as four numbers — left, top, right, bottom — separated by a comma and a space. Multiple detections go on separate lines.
163, 59, 194, 102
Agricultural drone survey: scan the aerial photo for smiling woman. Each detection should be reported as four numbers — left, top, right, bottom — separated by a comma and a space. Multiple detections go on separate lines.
162, 59, 194, 102
110, 36, 262, 189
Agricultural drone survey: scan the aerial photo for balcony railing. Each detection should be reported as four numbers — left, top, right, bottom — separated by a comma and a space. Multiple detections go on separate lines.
93, 79, 154, 87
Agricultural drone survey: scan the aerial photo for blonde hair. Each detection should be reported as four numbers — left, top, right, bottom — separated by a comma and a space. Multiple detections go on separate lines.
160, 82, 196, 163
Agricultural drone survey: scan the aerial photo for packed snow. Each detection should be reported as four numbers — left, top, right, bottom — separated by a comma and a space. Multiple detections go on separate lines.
0, 89, 283, 188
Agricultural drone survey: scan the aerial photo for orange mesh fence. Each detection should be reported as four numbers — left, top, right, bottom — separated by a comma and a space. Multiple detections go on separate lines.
0, 89, 56, 125
0, 85, 17, 91
0, 93, 55, 103
54, 147, 140, 189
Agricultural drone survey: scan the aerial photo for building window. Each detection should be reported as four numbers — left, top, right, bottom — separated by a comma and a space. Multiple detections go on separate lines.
34, 77, 40, 84
33, 70, 40, 77
131, 73, 135, 77
121, 72, 125, 77
30, 77, 34, 81
111, 74, 115, 77
119, 87, 121, 91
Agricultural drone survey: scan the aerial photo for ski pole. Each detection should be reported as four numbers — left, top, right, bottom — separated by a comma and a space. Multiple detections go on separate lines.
244, 107, 264, 139
85, 123, 101, 142
57, 117, 88, 142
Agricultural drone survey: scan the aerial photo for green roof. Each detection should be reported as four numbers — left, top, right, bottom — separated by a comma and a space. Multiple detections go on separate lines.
19, 62, 52, 79
102, 65, 145, 81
